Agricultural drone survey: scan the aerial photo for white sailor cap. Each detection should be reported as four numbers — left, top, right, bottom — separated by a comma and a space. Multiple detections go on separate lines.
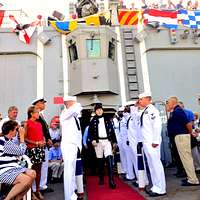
118, 106, 124, 111
138, 92, 152, 99
125, 100, 136, 106
63, 95, 77, 102
32, 97, 47, 105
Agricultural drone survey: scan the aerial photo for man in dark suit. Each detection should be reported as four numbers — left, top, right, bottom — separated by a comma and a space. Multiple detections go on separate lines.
89, 103, 117, 189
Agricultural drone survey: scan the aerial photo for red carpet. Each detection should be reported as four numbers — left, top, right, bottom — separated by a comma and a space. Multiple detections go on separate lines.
87, 176, 146, 200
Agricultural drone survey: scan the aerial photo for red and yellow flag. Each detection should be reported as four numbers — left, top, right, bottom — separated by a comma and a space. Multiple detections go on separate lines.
118, 10, 142, 26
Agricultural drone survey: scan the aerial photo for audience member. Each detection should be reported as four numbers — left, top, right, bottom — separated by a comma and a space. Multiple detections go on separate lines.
0, 106, 20, 133
25, 106, 46, 200
0, 120, 36, 200
48, 140, 64, 183
49, 117, 61, 141
32, 98, 53, 193
193, 112, 199, 129
167, 97, 199, 186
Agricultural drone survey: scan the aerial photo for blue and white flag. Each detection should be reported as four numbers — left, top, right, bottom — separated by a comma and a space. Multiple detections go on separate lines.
178, 9, 200, 29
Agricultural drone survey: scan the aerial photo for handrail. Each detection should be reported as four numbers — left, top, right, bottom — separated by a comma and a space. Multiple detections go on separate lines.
0, 51, 41, 59
146, 47, 200, 53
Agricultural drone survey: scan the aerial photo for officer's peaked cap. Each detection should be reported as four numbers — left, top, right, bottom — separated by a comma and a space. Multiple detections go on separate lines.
32, 97, 47, 105
138, 92, 152, 99
118, 106, 124, 111
63, 95, 77, 102
125, 100, 136, 106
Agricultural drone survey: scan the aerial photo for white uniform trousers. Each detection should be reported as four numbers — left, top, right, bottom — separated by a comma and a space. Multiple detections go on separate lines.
129, 141, 138, 180
62, 144, 78, 200
94, 140, 112, 158
192, 146, 200, 170
125, 144, 135, 180
143, 143, 166, 194
40, 147, 49, 189
118, 141, 127, 174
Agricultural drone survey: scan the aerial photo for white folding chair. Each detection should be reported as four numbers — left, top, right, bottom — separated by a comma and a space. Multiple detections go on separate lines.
21, 155, 32, 200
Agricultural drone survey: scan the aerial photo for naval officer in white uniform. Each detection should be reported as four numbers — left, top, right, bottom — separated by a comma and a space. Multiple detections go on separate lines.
60, 96, 83, 200
126, 101, 139, 182
117, 106, 128, 175
138, 92, 166, 197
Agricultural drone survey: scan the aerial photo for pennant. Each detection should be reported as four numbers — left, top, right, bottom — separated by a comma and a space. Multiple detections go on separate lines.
49, 20, 78, 34
84, 12, 111, 26
0, 10, 5, 26
85, 14, 100, 26
0, 10, 29, 28
9, 15, 36, 44
144, 9, 178, 29
118, 10, 142, 25
53, 96, 64, 104
178, 9, 200, 29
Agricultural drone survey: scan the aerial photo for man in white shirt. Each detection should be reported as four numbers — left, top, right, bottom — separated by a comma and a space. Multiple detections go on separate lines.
0, 106, 20, 133
60, 95, 83, 200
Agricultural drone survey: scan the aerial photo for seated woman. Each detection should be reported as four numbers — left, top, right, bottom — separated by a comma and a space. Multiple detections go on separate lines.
0, 120, 36, 200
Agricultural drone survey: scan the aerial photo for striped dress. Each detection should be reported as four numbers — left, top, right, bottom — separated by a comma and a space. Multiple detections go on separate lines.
0, 136, 27, 184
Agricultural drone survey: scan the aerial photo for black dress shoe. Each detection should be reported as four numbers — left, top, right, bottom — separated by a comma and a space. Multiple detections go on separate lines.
181, 179, 200, 186
109, 181, 116, 189
174, 172, 187, 178
148, 191, 166, 197
40, 187, 54, 193
123, 177, 134, 182
181, 178, 188, 182
98, 179, 104, 185
145, 187, 150, 194
132, 182, 138, 187
77, 197, 84, 200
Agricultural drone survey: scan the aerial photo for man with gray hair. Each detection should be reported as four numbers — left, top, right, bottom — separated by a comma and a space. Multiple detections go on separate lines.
0, 106, 19, 133
167, 96, 199, 186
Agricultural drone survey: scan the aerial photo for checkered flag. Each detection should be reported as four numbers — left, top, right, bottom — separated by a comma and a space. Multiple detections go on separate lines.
178, 9, 200, 29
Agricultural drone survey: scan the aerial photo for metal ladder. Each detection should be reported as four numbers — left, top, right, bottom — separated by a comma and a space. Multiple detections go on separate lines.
121, 28, 139, 100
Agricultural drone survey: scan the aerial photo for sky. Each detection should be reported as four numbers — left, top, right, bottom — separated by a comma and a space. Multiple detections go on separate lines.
0, 0, 196, 19
0, 0, 69, 19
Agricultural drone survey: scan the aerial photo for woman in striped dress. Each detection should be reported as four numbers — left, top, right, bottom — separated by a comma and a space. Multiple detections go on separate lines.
0, 120, 36, 200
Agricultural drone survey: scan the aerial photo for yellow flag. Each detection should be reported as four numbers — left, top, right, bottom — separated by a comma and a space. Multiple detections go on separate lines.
85, 14, 100, 26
